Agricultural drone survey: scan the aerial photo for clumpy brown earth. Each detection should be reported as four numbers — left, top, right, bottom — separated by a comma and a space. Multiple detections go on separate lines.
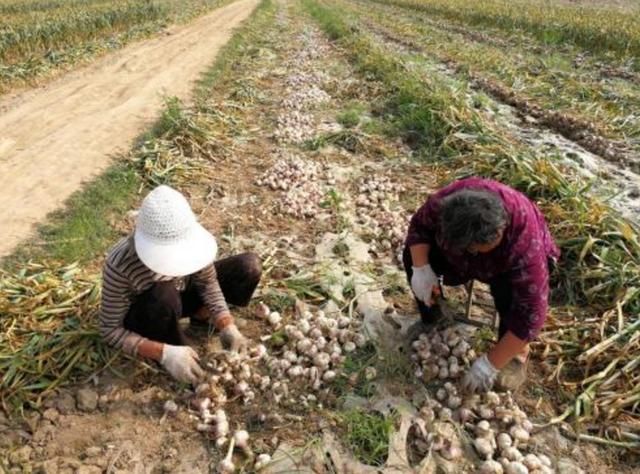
0, 1, 637, 473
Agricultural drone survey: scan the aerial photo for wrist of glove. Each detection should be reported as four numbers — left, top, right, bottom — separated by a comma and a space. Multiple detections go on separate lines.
220, 324, 248, 353
410, 264, 438, 303
161, 344, 204, 384
461, 354, 499, 394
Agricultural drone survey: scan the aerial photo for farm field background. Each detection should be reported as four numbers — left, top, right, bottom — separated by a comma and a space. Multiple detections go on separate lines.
0, 0, 233, 93
1, 0, 640, 473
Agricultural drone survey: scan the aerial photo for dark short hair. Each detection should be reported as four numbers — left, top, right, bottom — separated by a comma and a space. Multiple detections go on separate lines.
438, 189, 507, 252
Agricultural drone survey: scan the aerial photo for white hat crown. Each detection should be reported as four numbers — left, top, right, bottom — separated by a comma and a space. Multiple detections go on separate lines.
136, 185, 196, 245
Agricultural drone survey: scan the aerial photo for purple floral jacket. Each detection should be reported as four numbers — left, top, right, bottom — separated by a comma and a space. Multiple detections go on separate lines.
406, 178, 560, 341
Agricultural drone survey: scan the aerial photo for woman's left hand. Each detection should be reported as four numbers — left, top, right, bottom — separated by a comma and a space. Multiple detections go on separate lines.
461, 354, 499, 393
220, 324, 248, 353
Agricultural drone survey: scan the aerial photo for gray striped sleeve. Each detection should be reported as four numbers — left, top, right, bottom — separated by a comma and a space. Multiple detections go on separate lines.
192, 263, 229, 321
99, 240, 146, 355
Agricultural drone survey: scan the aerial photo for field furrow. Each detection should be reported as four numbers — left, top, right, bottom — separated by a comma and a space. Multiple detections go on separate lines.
345, 0, 640, 162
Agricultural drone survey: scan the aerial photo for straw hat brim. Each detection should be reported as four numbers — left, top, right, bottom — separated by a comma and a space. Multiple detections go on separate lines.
134, 223, 218, 277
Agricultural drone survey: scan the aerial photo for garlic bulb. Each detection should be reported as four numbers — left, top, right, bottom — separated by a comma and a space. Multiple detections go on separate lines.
522, 454, 541, 471
538, 454, 552, 467
255, 303, 270, 319
480, 460, 504, 474
254, 453, 272, 470
503, 447, 523, 462
478, 405, 495, 420
268, 312, 282, 327
322, 370, 337, 382
233, 430, 252, 457
235, 381, 249, 396
474, 437, 495, 459
510, 426, 530, 446
475, 420, 492, 438
505, 461, 528, 474
163, 400, 178, 414
441, 444, 462, 460
439, 407, 453, 420
447, 395, 462, 410
496, 433, 513, 451
218, 437, 235, 473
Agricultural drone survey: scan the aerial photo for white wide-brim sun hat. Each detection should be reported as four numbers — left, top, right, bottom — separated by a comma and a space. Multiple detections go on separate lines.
135, 222, 217, 277
134, 185, 218, 277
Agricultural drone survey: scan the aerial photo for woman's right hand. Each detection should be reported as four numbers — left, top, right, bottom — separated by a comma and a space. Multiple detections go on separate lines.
161, 344, 204, 383
411, 264, 438, 303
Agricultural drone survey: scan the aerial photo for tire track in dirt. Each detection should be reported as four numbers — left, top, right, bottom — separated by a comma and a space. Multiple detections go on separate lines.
0, 0, 259, 258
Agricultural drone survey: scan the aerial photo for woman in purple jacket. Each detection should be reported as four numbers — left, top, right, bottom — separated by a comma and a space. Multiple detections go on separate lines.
404, 177, 560, 393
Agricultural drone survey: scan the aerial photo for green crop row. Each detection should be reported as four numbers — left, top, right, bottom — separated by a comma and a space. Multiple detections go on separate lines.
347, 0, 640, 150
0, 0, 229, 92
370, 0, 640, 62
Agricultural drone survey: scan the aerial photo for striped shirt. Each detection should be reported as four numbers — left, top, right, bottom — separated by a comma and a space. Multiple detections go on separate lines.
99, 236, 229, 355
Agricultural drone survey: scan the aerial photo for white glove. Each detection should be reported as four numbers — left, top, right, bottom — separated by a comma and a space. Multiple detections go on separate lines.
220, 324, 248, 353
410, 264, 438, 303
161, 344, 204, 383
461, 354, 499, 393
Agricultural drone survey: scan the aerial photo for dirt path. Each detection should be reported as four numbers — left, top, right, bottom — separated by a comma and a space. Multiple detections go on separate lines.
0, 0, 259, 259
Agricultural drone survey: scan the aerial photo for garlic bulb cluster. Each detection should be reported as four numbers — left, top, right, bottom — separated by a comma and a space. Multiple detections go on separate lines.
468, 393, 553, 474
274, 110, 316, 144
408, 325, 555, 472
353, 175, 410, 264
284, 71, 327, 89
260, 304, 367, 403
255, 155, 335, 218
273, 28, 333, 144
282, 85, 330, 110
287, 27, 330, 64
256, 155, 325, 191
409, 413, 463, 462
411, 326, 476, 382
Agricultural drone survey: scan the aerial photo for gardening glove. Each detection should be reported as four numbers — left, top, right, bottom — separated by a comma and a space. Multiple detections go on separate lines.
410, 264, 438, 303
220, 324, 248, 353
161, 344, 204, 384
461, 354, 499, 393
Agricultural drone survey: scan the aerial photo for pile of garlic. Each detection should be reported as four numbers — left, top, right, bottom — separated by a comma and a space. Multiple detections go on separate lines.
353, 175, 410, 264
282, 85, 330, 110
411, 326, 476, 382
284, 71, 328, 90
273, 110, 316, 144
256, 302, 368, 404
409, 326, 555, 473
256, 155, 335, 218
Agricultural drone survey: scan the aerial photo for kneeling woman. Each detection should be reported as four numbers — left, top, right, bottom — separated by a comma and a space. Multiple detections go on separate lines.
404, 177, 559, 392
100, 185, 261, 383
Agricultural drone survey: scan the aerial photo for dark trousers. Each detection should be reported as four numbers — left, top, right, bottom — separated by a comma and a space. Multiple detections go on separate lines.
123, 252, 262, 346
402, 245, 510, 334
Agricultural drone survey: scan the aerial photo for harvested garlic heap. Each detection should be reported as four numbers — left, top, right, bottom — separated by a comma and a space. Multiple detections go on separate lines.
411, 326, 476, 382
288, 28, 331, 64
409, 327, 556, 474
256, 155, 335, 218
353, 176, 410, 264
273, 110, 316, 144
284, 71, 328, 90
256, 302, 368, 405
282, 85, 330, 110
